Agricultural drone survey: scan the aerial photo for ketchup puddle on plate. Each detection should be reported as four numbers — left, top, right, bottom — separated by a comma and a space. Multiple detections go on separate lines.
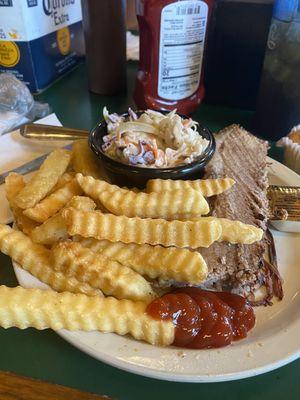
147, 288, 255, 349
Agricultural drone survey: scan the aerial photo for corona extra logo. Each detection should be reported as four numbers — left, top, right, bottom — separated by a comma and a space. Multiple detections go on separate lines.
42, 0, 75, 25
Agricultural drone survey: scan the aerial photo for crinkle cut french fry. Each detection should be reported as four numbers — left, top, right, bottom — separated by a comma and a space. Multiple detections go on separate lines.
30, 196, 96, 245
52, 172, 75, 191
0, 286, 174, 346
76, 173, 118, 199
146, 178, 235, 197
10, 207, 38, 236
76, 174, 210, 218
183, 217, 263, 244
67, 195, 96, 211
79, 238, 208, 284
30, 213, 68, 245
63, 208, 222, 248
100, 188, 209, 218
52, 241, 155, 302
5, 173, 24, 204
217, 218, 263, 243
5, 173, 39, 235
71, 139, 107, 180
123, 186, 140, 193
0, 224, 102, 297
23, 179, 82, 223
15, 149, 71, 209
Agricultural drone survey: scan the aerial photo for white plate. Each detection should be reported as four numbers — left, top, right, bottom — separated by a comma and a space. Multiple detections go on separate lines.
13, 157, 300, 382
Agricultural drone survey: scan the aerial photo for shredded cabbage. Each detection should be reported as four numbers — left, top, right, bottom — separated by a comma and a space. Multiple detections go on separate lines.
101, 107, 209, 168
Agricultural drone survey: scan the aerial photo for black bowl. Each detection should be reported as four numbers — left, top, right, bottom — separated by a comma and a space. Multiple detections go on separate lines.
89, 111, 216, 188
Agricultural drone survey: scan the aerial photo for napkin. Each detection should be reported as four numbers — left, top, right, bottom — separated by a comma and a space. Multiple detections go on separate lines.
0, 113, 70, 224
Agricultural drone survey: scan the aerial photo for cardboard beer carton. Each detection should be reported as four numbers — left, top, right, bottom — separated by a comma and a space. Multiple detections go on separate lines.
0, 0, 84, 93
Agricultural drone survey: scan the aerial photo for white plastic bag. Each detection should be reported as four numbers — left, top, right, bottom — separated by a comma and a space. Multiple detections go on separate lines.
0, 73, 50, 135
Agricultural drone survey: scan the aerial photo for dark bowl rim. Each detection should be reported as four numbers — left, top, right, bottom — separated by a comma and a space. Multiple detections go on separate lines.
89, 110, 216, 173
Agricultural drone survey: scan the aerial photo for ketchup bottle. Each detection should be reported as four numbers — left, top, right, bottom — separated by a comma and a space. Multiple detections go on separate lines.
134, 0, 214, 115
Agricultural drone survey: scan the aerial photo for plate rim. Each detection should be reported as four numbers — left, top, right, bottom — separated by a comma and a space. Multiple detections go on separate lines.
12, 157, 300, 382
56, 328, 300, 383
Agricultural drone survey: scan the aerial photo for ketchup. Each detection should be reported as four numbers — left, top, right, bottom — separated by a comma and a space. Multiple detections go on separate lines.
134, 0, 215, 115
146, 288, 255, 349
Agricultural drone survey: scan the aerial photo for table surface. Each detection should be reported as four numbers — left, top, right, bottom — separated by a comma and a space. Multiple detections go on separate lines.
0, 62, 297, 400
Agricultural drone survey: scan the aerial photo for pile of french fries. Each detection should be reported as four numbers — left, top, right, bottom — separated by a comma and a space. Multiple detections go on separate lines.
0, 139, 263, 346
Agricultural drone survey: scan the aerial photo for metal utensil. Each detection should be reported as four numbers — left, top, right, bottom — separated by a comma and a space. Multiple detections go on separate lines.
0, 144, 72, 185
0, 123, 89, 184
20, 124, 89, 140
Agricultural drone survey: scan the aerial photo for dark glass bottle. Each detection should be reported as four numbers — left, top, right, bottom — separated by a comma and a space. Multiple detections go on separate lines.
81, 0, 127, 95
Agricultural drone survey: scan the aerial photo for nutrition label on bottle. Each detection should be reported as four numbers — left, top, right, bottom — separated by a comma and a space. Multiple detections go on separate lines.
158, 0, 208, 101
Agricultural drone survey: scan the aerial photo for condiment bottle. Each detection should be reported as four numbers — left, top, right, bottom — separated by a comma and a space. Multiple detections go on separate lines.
81, 0, 126, 95
134, 0, 214, 115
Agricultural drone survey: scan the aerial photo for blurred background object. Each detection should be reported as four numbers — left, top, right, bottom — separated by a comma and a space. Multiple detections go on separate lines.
81, 0, 127, 95
126, 0, 139, 61
127, 0, 138, 30
127, 32, 139, 61
0, 1, 84, 93
204, 0, 274, 109
277, 125, 300, 174
0, 73, 50, 135
254, 0, 300, 140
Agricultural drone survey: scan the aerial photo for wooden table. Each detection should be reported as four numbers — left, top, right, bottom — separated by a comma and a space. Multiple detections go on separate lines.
0, 62, 297, 400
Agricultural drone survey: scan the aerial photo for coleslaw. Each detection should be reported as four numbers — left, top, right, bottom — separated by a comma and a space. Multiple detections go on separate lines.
102, 107, 209, 168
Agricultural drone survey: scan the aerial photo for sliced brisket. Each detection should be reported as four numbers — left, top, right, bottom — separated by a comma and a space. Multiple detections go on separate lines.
200, 125, 270, 297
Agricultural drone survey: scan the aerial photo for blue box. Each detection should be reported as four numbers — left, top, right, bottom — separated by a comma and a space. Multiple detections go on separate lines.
0, 0, 84, 93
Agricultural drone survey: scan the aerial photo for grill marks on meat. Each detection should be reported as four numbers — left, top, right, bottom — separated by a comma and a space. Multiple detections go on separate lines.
200, 125, 270, 298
